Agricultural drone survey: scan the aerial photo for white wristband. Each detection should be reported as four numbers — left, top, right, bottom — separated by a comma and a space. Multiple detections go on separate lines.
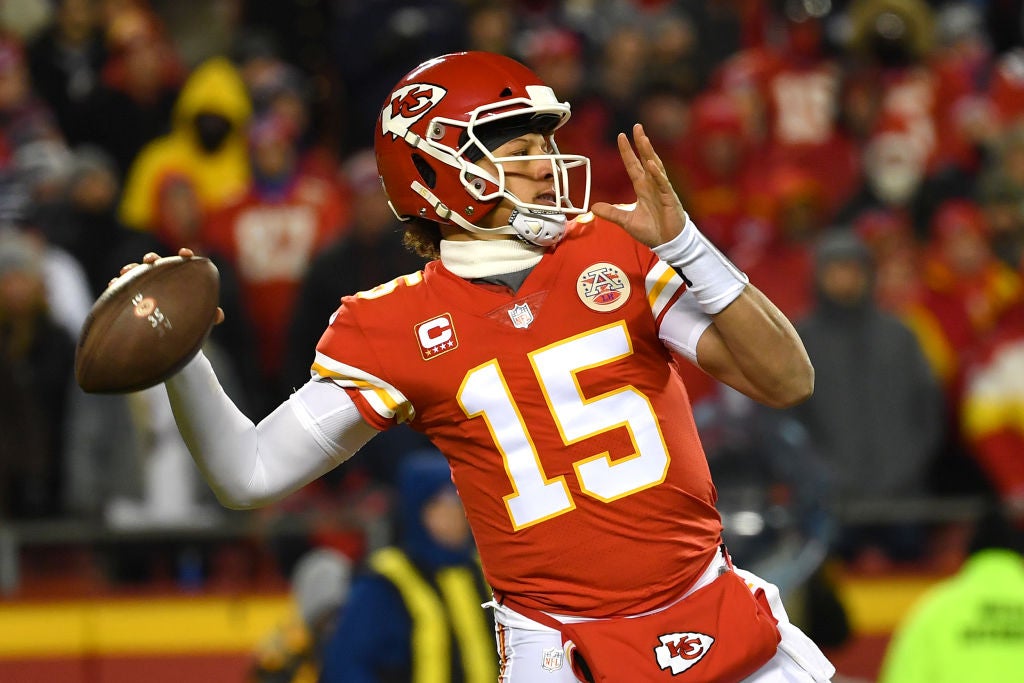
652, 215, 748, 315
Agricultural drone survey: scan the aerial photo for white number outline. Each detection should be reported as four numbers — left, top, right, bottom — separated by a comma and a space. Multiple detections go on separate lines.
458, 321, 670, 529
458, 360, 575, 530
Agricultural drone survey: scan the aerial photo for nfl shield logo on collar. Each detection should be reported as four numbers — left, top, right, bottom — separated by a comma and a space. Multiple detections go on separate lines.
541, 647, 564, 672
508, 302, 534, 329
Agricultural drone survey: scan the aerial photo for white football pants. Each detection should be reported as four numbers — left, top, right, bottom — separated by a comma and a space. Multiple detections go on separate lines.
488, 548, 835, 683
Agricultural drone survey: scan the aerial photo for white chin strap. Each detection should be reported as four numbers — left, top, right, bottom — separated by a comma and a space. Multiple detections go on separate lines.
410, 180, 567, 247
506, 207, 566, 247
446, 202, 567, 247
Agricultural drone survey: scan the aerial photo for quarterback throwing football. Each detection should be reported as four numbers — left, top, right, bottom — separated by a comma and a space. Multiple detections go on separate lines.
144, 52, 835, 682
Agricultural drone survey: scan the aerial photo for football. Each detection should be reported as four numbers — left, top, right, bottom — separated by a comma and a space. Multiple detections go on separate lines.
75, 255, 220, 394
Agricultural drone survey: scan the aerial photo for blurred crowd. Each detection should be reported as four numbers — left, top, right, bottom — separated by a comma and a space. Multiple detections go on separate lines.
1, 0, 1024, 591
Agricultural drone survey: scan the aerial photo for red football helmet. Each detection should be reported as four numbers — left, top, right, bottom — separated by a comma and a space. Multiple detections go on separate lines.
374, 51, 591, 246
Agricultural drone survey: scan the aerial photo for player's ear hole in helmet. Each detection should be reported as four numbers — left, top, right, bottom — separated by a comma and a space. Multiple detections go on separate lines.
411, 154, 437, 189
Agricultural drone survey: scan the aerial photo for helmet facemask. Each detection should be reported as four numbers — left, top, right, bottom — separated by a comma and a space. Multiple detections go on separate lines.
416, 88, 591, 246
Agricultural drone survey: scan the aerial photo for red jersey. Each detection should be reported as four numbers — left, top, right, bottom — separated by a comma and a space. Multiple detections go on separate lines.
205, 176, 347, 375
313, 216, 722, 617
962, 305, 1024, 499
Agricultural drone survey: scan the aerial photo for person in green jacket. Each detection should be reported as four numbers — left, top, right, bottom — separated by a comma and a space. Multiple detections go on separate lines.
878, 501, 1024, 683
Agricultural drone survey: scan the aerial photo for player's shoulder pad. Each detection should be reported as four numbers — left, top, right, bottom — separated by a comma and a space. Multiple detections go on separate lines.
347, 269, 426, 305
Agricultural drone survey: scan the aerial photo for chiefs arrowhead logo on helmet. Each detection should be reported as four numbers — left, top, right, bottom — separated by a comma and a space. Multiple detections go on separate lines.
381, 83, 446, 139
374, 51, 591, 245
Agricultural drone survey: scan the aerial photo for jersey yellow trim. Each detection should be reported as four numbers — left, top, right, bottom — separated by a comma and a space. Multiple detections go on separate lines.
646, 263, 677, 310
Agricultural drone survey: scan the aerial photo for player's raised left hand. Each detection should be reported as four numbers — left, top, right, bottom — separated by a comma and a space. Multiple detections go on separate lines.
590, 123, 688, 248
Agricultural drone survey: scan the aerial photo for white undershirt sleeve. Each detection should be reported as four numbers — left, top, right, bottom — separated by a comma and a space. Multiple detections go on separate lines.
658, 287, 714, 364
165, 351, 379, 509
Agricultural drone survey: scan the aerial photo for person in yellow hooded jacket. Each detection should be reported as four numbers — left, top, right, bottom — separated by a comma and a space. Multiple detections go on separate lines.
118, 56, 252, 239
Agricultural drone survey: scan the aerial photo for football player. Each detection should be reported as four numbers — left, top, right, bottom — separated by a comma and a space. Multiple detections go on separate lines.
141, 52, 835, 682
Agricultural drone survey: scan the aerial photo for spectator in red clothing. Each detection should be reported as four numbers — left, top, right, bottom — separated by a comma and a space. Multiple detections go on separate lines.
927, 3, 999, 175
674, 90, 759, 253
854, 207, 970, 391
717, 3, 859, 219
731, 165, 828, 324
961, 301, 1024, 518
710, 40, 779, 145
765, 10, 859, 216
903, 198, 1024, 494
844, 0, 944, 168
854, 209, 919, 313
204, 113, 347, 412
988, 48, 1024, 127
922, 199, 1023, 344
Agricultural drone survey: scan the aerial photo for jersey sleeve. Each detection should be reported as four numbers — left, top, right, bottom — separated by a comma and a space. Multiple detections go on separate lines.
643, 252, 713, 364
312, 301, 415, 431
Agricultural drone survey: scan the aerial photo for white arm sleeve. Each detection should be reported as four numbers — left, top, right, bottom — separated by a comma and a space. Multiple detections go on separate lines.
658, 288, 713, 364
165, 352, 379, 509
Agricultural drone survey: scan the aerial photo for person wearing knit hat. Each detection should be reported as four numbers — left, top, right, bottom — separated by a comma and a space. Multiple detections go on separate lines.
319, 449, 496, 683
788, 230, 944, 571
0, 227, 43, 281
291, 547, 352, 630
251, 546, 353, 683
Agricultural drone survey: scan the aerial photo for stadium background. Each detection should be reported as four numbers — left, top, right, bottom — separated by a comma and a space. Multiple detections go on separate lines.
1, 0, 1023, 681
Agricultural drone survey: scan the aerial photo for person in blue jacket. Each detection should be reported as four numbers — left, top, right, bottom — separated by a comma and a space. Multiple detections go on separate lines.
318, 449, 496, 683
